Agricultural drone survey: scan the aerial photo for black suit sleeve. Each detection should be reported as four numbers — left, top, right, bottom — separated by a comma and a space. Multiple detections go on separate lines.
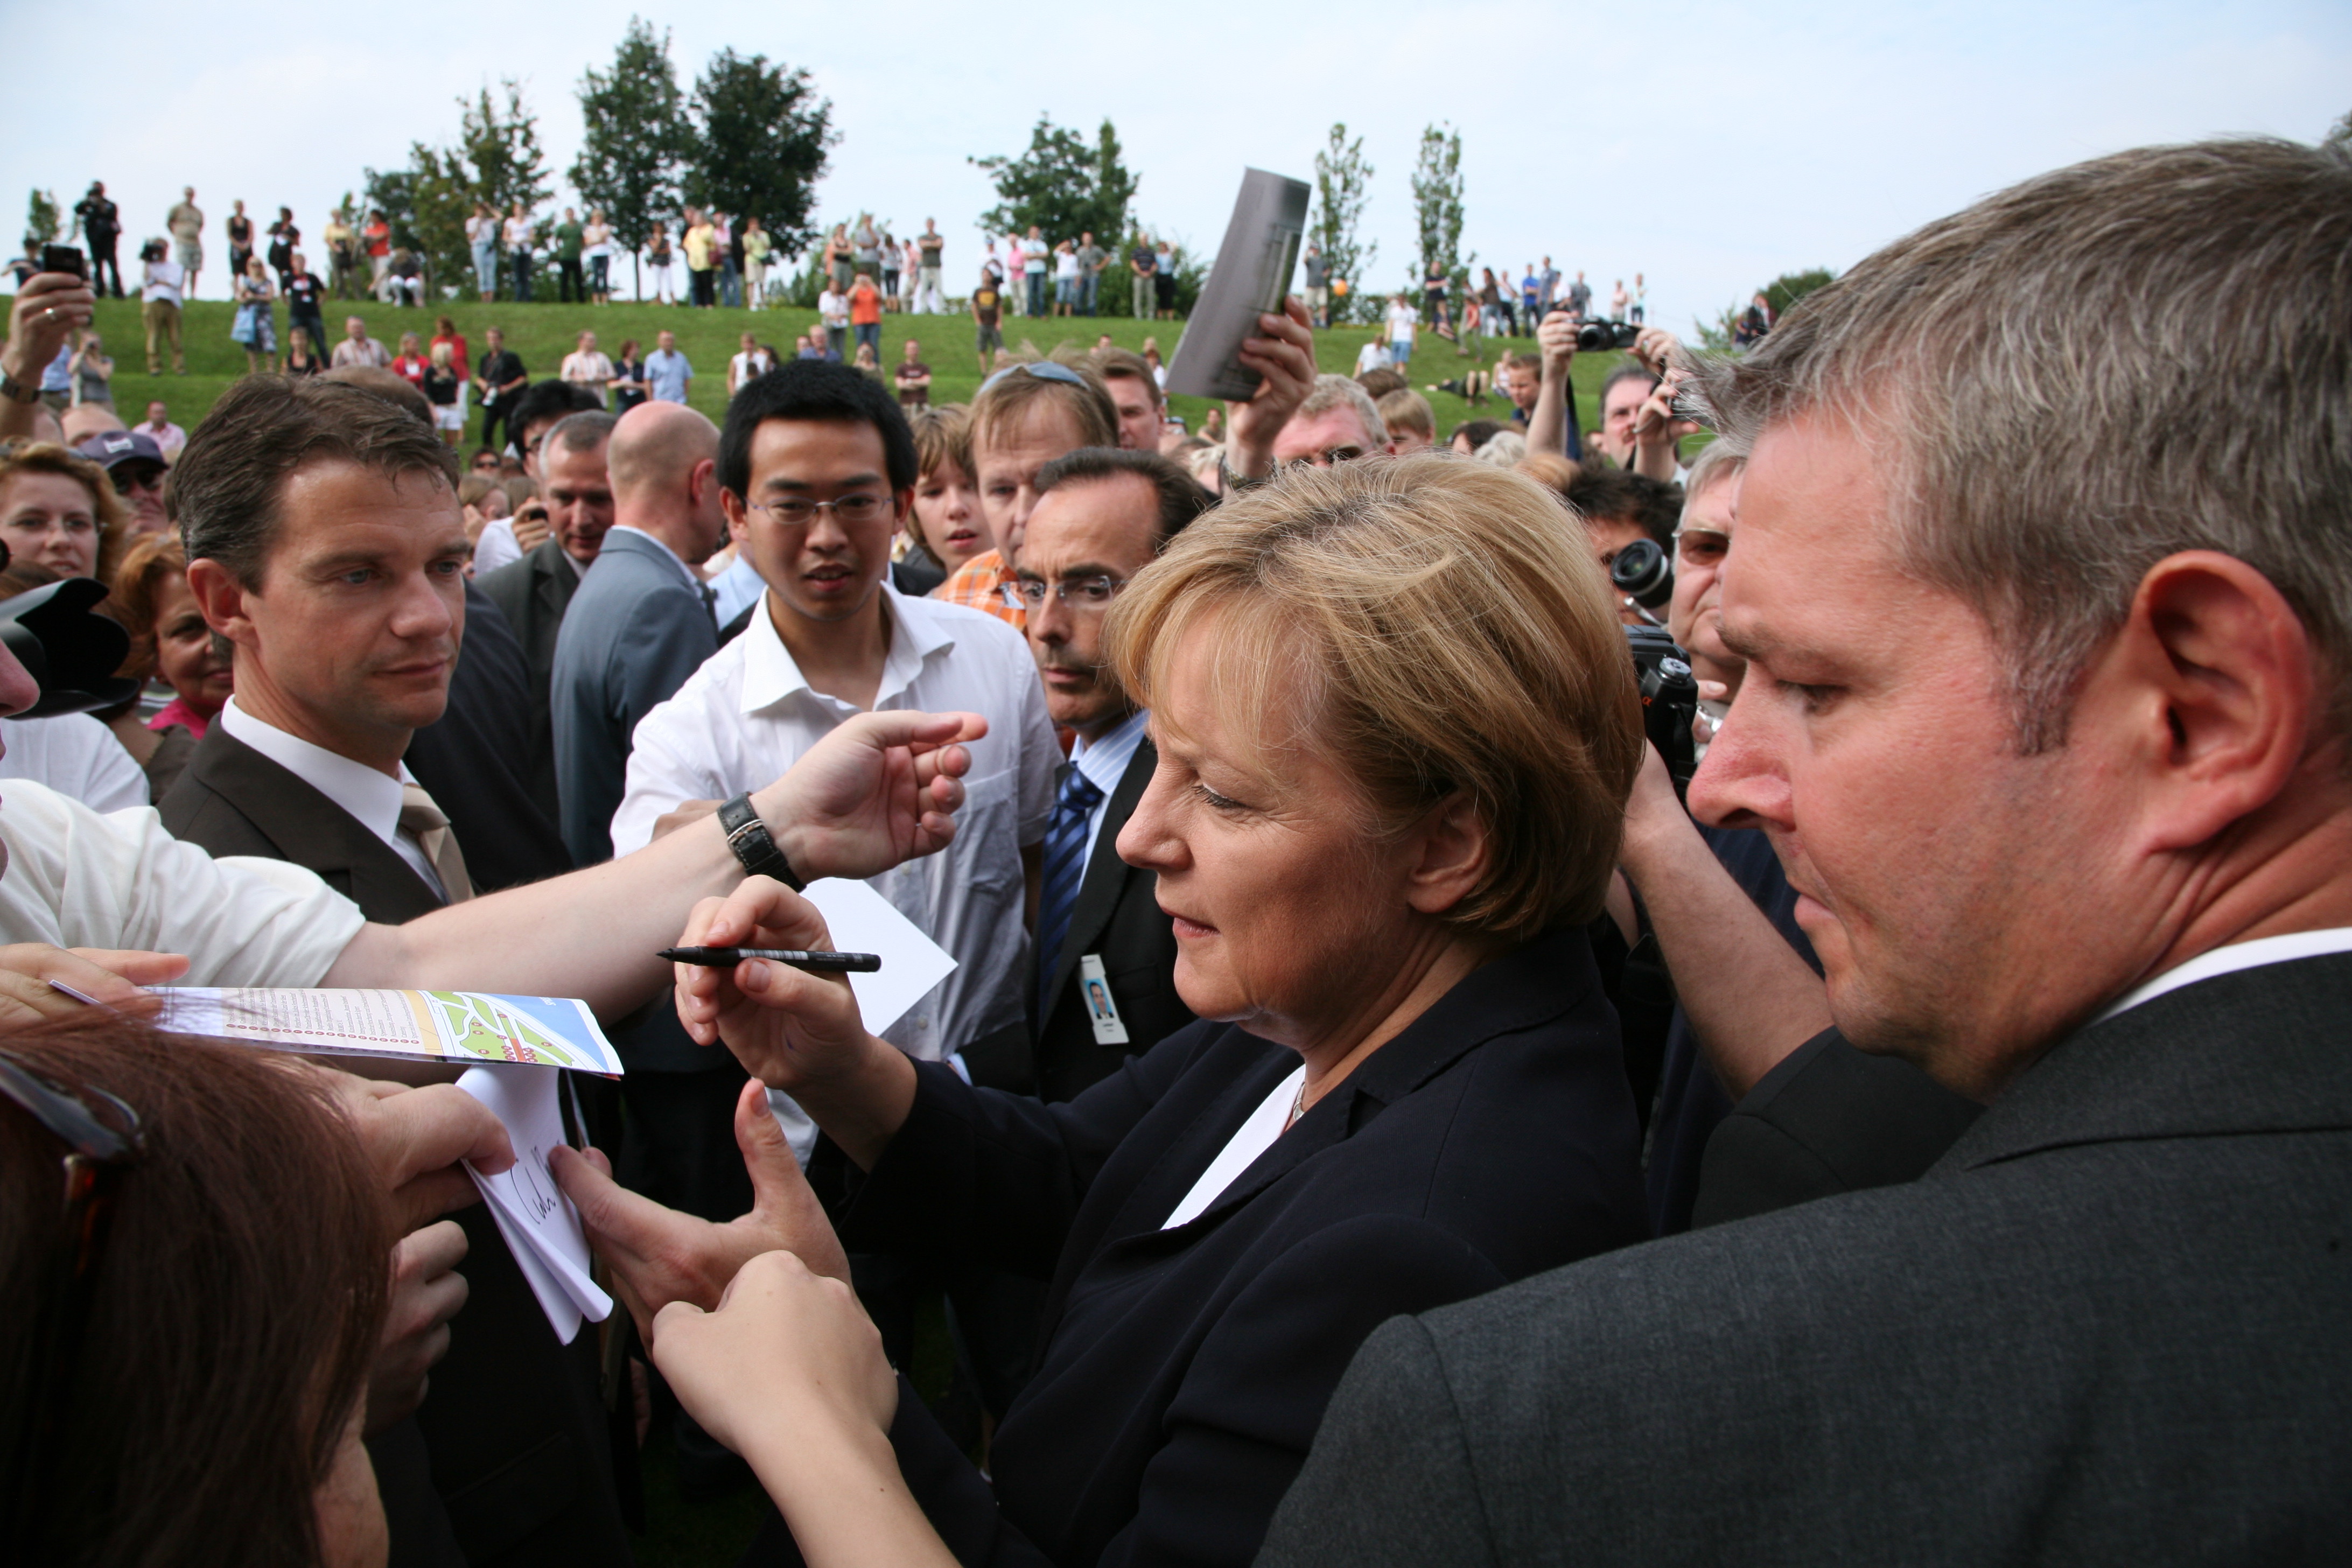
1690, 1028, 1983, 1229
1254, 1315, 1500, 1568
832, 1031, 1208, 1279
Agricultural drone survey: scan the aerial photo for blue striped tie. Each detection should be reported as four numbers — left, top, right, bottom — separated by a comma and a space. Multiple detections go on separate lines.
1035, 767, 1107, 1018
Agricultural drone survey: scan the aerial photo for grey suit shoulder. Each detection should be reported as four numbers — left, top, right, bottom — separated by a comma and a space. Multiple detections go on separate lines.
1260, 955, 2352, 1566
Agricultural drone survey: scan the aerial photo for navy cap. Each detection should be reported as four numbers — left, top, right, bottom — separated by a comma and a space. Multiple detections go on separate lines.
75, 430, 166, 470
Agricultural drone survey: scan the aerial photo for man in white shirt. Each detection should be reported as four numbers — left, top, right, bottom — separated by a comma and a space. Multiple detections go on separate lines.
614, 360, 1058, 1140
817, 282, 850, 361
0, 711, 149, 811
729, 331, 774, 395
330, 314, 391, 370
139, 242, 186, 375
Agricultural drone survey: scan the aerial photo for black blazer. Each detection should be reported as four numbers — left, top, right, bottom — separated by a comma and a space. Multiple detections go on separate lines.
404, 578, 571, 890
767, 925, 1647, 1566
158, 726, 633, 1568
1259, 954, 2352, 1567
477, 538, 582, 830
1017, 737, 1193, 1103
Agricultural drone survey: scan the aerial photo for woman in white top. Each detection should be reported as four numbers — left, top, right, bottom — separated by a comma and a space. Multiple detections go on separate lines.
466, 202, 499, 302
560, 330, 617, 408
583, 210, 614, 305
1053, 240, 1080, 317
728, 331, 774, 395
1609, 279, 1630, 322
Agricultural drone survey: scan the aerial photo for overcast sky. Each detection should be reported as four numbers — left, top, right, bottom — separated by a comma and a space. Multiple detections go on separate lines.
9, 0, 2347, 328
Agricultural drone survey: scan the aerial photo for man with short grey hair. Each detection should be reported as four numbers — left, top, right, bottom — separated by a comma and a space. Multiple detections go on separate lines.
1263, 136, 2352, 1564
330, 314, 389, 370
1269, 373, 1392, 470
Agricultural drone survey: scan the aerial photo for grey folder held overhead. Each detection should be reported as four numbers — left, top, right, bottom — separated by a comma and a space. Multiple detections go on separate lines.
1165, 169, 1312, 402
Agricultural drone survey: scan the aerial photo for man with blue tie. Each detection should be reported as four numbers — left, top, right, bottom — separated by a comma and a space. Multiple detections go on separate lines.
550, 400, 730, 866
1017, 447, 1213, 1101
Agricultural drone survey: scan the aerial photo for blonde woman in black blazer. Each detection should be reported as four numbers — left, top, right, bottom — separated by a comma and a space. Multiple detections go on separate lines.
559, 455, 1653, 1567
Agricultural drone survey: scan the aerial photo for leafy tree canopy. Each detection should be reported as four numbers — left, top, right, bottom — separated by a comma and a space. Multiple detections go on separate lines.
684, 48, 835, 258
970, 116, 1139, 246
1312, 123, 1377, 324
573, 17, 692, 254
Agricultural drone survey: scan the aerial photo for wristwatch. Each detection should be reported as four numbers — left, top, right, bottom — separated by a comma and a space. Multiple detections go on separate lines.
717, 793, 805, 891
0, 370, 38, 404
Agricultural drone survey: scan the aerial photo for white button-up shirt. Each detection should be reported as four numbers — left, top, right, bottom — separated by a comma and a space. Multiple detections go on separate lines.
220, 698, 446, 899
613, 583, 1058, 1062
1069, 707, 1150, 870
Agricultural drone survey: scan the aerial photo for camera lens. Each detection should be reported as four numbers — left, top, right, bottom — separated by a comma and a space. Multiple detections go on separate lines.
1609, 538, 1674, 610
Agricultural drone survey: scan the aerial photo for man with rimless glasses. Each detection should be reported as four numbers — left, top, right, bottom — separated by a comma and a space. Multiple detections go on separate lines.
613, 360, 1058, 1144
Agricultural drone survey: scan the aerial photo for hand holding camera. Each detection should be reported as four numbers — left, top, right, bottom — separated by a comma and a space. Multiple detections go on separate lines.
510, 499, 552, 552
2, 265, 97, 411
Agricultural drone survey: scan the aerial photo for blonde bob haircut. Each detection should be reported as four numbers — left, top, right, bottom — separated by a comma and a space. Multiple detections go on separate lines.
1104, 454, 1642, 938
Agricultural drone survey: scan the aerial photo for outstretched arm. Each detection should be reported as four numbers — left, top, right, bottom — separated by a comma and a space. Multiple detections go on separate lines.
324, 709, 984, 1018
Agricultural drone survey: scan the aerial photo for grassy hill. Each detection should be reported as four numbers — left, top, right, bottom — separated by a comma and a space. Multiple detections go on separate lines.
84, 295, 1625, 447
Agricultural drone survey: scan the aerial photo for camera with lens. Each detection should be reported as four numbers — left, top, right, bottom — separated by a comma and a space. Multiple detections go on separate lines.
139, 237, 167, 264
1608, 537, 1673, 613
1625, 623, 1699, 801
1578, 320, 1642, 352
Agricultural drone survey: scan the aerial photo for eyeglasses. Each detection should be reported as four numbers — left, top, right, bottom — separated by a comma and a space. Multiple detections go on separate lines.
978, 360, 1088, 395
1673, 527, 1730, 568
746, 493, 891, 527
107, 466, 165, 496
0, 1047, 144, 1539
1001, 573, 1126, 612
1286, 447, 1367, 469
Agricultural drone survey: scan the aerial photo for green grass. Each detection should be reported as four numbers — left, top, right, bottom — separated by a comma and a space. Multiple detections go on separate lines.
85, 295, 1625, 449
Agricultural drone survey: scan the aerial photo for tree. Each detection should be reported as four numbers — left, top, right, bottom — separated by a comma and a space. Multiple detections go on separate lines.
573, 18, 692, 298
685, 49, 834, 259
1311, 123, 1377, 325
1410, 123, 1468, 300
2328, 108, 2351, 149
970, 115, 1139, 246
1696, 267, 1837, 350
24, 188, 60, 249
362, 79, 549, 300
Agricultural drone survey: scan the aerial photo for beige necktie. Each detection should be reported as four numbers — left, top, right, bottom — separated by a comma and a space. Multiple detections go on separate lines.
398, 784, 475, 904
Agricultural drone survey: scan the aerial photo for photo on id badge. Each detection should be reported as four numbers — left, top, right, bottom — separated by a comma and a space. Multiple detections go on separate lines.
1079, 954, 1129, 1045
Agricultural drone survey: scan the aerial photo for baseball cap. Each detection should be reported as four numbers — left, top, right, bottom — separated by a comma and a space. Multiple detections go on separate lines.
74, 430, 167, 471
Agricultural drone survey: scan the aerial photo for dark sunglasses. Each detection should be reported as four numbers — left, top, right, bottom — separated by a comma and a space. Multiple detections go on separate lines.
106, 465, 165, 496
0, 1048, 144, 1543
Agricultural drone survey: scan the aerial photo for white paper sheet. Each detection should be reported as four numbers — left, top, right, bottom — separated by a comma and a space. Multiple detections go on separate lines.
800, 877, 958, 1036
456, 1062, 614, 1342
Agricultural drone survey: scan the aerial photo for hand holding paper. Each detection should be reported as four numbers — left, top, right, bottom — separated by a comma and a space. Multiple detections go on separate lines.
552, 1077, 853, 1346
670, 876, 947, 1171
456, 1062, 613, 1345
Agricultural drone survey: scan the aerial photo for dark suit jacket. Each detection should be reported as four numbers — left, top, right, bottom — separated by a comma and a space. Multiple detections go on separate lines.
1259, 954, 2352, 1566
761, 925, 1647, 1567
478, 538, 584, 832
404, 578, 571, 891
549, 528, 717, 865
1018, 737, 1192, 1103
158, 727, 633, 1568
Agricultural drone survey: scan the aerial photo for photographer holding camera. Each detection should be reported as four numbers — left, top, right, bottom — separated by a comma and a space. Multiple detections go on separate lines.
1, 265, 98, 444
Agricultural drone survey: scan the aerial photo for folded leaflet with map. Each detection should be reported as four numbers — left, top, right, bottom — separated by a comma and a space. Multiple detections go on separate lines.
153, 988, 623, 1075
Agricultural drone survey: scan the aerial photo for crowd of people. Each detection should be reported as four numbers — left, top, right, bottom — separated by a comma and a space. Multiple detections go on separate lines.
0, 134, 2346, 1567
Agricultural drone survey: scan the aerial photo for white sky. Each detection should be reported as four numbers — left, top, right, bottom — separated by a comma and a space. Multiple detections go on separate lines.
8, 0, 2348, 328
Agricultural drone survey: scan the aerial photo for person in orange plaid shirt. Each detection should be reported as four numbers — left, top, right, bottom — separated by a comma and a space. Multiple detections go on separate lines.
932, 359, 1119, 629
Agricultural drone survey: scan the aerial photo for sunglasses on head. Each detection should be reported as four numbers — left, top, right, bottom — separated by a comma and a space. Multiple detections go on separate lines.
978, 360, 1087, 395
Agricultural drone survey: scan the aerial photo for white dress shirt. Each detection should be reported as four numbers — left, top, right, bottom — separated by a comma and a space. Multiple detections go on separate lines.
2096, 927, 2352, 1024
0, 715, 150, 813
220, 698, 446, 899
708, 552, 766, 628
613, 583, 1058, 1066
603, 525, 701, 590
0, 779, 363, 983
1069, 708, 1150, 870
471, 516, 521, 575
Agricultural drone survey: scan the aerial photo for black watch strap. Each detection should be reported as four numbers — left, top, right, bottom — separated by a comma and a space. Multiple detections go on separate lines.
0, 372, 39, 405
717, 793, 804, 891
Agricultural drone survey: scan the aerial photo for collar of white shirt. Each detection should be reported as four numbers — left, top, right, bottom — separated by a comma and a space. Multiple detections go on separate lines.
738, 580, 958, 716
219, 697, 437, 887
1070, 708, 1149, 796
604, 526, 699, 591
2094, 926, 2352, 1025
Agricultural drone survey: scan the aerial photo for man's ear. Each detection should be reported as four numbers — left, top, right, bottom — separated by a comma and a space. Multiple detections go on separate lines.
2101, 550, 2320, 855
689, 457, 718, 510
181, 557, 260, 652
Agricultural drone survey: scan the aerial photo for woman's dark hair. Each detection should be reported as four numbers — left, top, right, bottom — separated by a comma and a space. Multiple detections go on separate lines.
1451, 418, 1503, 452
718, 360, 918, 499
0, 1018, 391, 1564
